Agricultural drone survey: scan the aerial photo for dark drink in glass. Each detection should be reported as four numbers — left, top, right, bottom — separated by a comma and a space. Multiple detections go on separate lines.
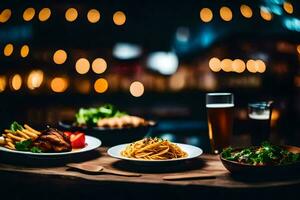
248, 102, 272, 145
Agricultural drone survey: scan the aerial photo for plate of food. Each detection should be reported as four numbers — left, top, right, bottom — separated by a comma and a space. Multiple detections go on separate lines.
220, 141, 300, 174
107, 137, 203, 164
59, 104, 156, 146
0, 122, 101, 157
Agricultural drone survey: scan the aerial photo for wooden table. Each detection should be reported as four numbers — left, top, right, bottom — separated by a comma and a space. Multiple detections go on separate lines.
0, 148, 299, 200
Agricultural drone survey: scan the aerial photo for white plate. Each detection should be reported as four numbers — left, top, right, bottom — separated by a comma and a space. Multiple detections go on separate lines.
0, 135, 101, 156
107, 143, 203, 163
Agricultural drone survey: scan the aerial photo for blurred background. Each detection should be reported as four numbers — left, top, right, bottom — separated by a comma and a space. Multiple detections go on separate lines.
0, 0, 299, 149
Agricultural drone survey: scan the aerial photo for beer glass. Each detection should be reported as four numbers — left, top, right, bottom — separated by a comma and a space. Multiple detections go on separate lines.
248, 102, 272, 145
206, 93, 234, 154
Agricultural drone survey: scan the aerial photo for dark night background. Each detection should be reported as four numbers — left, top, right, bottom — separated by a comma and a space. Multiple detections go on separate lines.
0, 0, 300, 150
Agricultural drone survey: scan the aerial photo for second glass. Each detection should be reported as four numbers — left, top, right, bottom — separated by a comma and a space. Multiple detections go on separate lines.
206, 93, 234, 154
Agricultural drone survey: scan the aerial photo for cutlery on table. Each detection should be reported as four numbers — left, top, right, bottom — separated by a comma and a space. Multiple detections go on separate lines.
162, 173, 217, 180
66, 163, 141, 177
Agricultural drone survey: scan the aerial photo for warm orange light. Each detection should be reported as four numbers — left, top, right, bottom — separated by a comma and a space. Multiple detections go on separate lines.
232, 59, 246, 73
23, 8, 35, 21
38, 8, 51, 22
297, 45, 300, 54
260, 8, 272, 21
75, 58, 90, 74
283, 2, 293, 14
200, 8, 213, 23
209, 57, 221, 72
221, 59, 232, 72
27, 70, 44, 90
0, 9, 12, 23
65, 8, 78, 22
246, 59, 257, 73
240, 5, 252, 18
53, 49, 67, 64
51, 77, 68, 93
87, 9, 100, 23
92, 58, 107, 74
169, 73, 185, 91
11, 74, 22, 91
256, 60, 266, 73
94, 78, 108, 93
113, 11, 126, 26
0, 76, 6, 92
130, 81, 144, 97
20, 45, 29, 58
4, 43, 13, 56
220, 7, 232, 22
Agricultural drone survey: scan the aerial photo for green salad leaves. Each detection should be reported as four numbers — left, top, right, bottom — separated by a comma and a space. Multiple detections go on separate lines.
75, 104, 127, 126
10, 121, 24, 132
222, 142, 300, 165
15, 140, 42, 153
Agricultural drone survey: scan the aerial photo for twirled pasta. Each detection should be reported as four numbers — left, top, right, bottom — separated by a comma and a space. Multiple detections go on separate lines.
121, 138, 188, 160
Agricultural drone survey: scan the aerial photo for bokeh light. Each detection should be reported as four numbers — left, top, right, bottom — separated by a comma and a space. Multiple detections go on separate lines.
0, 76, 6, 92
23, 8, 35, 21
297, 44, 300, 54
129, 81, 144, 97
92, 58, 107, 74
232, 59, 246, 73
27, 70, 44, 90
11, 74, 22, 91
20, 45, 30, 58
3, 43, 13, 56
246, 60, 257, 73
38, 8, 51, 22
220, 59, 232, 72
256, 60, 266, 73
94, 78, 108, 93
209, 57, 221, 72
51, 77, 68, 93
283, 2, 293, 14
53, 49, 67, 64
87, 9, 100, 23
240, 5, 252, 18
220, 6, 232, 22
0, 9, 12, 23
76, 58, 90, 74
113, 11, 126, 25
65, 8, 78, 22
200, 8, 213, 23
260, 7, 272, 21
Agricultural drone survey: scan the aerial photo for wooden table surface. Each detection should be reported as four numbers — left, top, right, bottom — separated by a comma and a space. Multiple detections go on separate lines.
0, 147, 299, 199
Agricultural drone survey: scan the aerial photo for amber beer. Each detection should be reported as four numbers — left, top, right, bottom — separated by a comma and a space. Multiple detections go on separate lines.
206, 93, 234, 154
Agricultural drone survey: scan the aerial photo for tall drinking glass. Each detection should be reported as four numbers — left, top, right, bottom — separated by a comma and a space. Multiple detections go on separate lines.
248, 102, 272, 145
206, 93, 234, 154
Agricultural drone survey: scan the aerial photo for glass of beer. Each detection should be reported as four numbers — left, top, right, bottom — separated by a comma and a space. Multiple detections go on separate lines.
248, 102, 273, 146
206, 93, 234, 154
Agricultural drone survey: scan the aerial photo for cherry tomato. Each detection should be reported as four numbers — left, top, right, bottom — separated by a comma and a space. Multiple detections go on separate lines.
70, 133, 85, 148
64, 131, 72, 138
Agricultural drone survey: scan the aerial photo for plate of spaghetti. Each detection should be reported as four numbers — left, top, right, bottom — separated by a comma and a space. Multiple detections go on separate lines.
107, 138, 203, 163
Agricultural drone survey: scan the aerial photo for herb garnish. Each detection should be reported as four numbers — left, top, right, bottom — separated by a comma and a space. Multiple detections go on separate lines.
15, 140, 43, 153
221, 142, 300, 165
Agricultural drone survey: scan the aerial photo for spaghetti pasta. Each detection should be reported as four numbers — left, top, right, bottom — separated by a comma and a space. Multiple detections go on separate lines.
121, 138, 188, 160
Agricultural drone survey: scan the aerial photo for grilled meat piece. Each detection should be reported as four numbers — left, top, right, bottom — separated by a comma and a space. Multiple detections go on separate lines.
33, 128, 71, 152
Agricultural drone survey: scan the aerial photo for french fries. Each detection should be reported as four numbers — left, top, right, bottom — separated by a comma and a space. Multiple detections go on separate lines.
0, 123, 41, 150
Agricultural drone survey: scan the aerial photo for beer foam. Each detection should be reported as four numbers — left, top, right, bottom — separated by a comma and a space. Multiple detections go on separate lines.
249, 112, 270, 120
206, 103, 234, 108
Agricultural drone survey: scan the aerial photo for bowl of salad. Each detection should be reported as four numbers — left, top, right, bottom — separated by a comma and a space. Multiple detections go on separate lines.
220, 142, 300, 174
59, 104, 156, 146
